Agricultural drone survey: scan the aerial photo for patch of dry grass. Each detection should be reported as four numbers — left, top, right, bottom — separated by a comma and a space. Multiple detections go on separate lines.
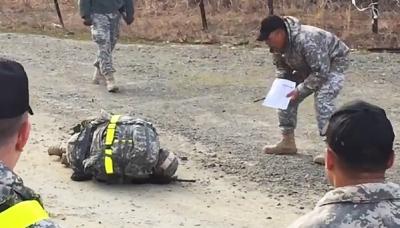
1, 0, 399, 48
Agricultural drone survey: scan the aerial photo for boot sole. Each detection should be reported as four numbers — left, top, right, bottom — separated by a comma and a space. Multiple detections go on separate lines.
263, 148, 297, 155
107, 88, 119, 93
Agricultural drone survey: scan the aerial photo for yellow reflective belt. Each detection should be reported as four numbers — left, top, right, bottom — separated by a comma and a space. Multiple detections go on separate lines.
104, 115, 121, 174
0, 200, 49, 228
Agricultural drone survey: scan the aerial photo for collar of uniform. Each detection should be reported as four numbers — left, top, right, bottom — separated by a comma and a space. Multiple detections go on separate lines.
316, 182, 400, 207
281, 17, 295, 54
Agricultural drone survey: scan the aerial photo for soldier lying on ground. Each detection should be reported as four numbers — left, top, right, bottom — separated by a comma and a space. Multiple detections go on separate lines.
49, 112, 181, 184
289, 100, 400, 227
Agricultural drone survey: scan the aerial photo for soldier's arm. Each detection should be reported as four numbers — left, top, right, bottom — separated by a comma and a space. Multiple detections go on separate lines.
272, 53, 292, 79
78, 0, 91, 19
296, 44, 330, 95
124, 0, 135, 24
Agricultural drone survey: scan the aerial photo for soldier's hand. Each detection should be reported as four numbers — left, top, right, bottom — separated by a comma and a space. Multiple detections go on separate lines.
287, 89, 300, 101
82, 17, 92, 26
124, 16, 134, 26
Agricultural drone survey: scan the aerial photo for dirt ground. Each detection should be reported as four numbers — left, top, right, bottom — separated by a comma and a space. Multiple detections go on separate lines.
1, 33, 400, 227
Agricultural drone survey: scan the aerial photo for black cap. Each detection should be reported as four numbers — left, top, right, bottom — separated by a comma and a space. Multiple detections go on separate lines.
257, 15, 286, 41
0, 58, 33, 118
324, 100, 394, 171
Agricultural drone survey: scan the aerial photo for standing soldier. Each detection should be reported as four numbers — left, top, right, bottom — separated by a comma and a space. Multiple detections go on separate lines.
257, 15, 350, 164
79, 0, 134, 92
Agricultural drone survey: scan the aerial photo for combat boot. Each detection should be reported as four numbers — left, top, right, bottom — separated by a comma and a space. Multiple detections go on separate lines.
263, 133, 297, 155
48, 146, 66, 157
313, 153, 325, 165
92, 67, 104, 85
104, 73, 119, 93
61, 154, 69, 167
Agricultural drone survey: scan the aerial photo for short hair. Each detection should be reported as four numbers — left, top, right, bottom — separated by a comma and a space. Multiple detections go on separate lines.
324, 100, 395, 172
257, 15, 287, 41
0, 113, 27, 147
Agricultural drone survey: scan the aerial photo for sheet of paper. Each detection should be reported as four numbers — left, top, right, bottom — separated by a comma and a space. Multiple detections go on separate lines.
262, 78, 296, 110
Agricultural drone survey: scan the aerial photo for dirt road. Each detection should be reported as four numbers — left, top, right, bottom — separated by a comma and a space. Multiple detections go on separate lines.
1, 33, 400, 227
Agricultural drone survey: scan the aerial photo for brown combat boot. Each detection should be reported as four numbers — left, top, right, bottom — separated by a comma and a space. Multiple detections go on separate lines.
104, 73, 119, 93
61, 154, 70, 167
263, 133, 297, 155
48, 146, 66, 157
313, 153, 325, 165
92, 67, 104, 85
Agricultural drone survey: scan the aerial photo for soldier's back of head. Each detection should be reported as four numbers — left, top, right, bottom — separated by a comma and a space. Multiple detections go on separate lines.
0, 58, 33, 170
290, 100, 400, 228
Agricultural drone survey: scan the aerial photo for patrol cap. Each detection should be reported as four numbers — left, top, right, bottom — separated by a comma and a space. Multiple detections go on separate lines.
257, 15, 286, 41
0, 58, 33, 118
324, 100, 394, 171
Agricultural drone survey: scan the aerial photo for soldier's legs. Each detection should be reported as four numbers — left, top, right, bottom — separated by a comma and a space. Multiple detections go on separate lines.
102, 13, 121, 92
278, 89, 314, 135
313, 72, 345, 164
264, 88, 313, 155
314, 74, 346, 135
91, 14, 115, 76
110, 14, 121, 52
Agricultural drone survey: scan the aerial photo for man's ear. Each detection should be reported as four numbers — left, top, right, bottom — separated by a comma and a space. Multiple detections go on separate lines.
326, 147, 335, 171
15, 119, 30, 152
387, 150, 395, 169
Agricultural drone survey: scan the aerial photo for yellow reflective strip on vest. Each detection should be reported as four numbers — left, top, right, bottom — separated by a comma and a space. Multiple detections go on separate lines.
105, 115, 121, 146
110, 115, 121, 124
105, 156, 114, 174
0, 200, 49, 228
105, 149, 113, 156
105, 128, 116, 145
104, 115, 121, 174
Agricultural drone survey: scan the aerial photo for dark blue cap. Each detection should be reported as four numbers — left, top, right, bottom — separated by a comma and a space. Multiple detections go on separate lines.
0, 58, 33, 118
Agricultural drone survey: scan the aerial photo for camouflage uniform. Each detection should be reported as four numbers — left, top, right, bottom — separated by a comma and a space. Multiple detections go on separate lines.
79, 0, 134, 77
0, 162, 59, 228
91, 13, 121, 76
289, 182, 400, 228
66, 112, 178, 183
273, 16, 350, 135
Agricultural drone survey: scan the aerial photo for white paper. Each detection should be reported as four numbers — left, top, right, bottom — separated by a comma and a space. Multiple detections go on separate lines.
262, 79, 296, 110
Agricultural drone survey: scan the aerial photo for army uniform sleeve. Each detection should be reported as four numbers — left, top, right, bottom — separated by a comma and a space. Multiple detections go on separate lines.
296, 43, 330, 95
31, 219, 61, 228
78, 0, 91, 19
124, 0, 135, 22
287, 209, 326, 228
272, 53, 292, 79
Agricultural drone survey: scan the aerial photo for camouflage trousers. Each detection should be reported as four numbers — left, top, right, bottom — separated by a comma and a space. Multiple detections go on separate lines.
91, 13, 121, 75
278, 57, 348, 135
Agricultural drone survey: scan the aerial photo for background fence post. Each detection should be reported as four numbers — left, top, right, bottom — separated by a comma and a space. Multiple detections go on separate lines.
268, 0, 274, 15
199, 0, 208, 31
372, 0, 378, 33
